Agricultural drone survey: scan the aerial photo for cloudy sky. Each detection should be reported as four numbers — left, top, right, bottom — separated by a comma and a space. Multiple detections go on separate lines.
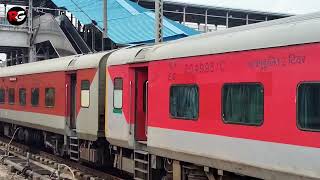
174, 0, 320, 14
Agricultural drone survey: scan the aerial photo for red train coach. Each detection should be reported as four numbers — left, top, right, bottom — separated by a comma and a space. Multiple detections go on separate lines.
105, 12, 320, 179
0, 52, 111, 160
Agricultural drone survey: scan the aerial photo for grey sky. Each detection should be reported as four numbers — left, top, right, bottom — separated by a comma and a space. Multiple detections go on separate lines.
173, 0, 320, 14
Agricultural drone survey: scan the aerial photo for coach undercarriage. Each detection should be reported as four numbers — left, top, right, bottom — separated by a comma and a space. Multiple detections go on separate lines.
0, 121, 242, 180
0, 121, 306, 180
0, 122, 63, 154
108, 142, 259, 180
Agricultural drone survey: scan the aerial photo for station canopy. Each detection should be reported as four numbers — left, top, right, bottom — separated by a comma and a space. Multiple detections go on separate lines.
51, 0, 199, 45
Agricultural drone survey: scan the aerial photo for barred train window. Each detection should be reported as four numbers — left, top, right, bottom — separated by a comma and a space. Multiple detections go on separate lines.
8, 88, 15, 104
222, 83, 264, 125
113, 78, 123, 110
298, 83, 320, 131
170, 85, 199, 120
19, 88, 26, 106
45, 88, 55, 107
81, 80, 90, 108
0, 89, 4, 104
31, 88, 39, 106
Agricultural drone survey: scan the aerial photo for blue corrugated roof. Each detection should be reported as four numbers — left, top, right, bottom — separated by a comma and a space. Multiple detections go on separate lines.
51, 0, 199, 44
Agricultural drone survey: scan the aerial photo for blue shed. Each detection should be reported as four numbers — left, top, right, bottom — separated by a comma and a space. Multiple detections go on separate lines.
51, 0, 199, 45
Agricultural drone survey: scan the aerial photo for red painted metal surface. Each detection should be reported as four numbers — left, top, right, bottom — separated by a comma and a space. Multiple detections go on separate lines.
134, 68, 148, 141
0, 68, 97, 120
108, 43, 320, 148
0, 71, 67, 116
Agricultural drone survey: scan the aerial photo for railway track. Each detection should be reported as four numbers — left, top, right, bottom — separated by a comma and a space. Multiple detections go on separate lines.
0, 136, 129, 180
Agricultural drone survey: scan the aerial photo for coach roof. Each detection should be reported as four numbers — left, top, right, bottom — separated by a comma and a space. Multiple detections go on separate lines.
107, 11, 320, 66
0, 51, 110, 77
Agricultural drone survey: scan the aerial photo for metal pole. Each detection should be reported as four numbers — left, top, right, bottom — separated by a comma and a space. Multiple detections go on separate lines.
26, 152, 31, 167
4, 4, 7, 21
155, 0, 164, 44
183, 7, 186, 25
205, 9, 208, 32
246, 14, 249, 25
102, 0, 108, 51
28, 0, 36, 63
77, 20, 81, 32
28, 0, 33, 40
9, 51, 13, 66
84, 26, 88, 42
226, 12, 229, 28
15, 50, 18, 65
92, 27, 95, 51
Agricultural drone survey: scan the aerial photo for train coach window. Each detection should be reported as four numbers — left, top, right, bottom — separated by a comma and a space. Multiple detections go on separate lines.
298, 83, 320, 131
0, 89, 4, 104
31, 88, 39, 106
113, 78, 123, 111
45, 88, 55, 107
222, 83, 264, 126
8, 88, 15, 104
81, 80, 90, 108
19, 88, 26, 106
170, 85, 199, 120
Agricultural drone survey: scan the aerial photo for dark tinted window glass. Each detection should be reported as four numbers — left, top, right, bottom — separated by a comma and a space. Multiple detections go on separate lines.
113, 78, 123, 109
19, 88, 26, 106
222, 83, 264, 125
81, 80, 90, 90
81, 80, 90, 108
114, 78, 123, 90
8, 88, 15, 104
31, 88, 39, 106
0, 89, 4, 104
170, 85, 199, 120
298, 83, 320, 131
45, 88, 55, 107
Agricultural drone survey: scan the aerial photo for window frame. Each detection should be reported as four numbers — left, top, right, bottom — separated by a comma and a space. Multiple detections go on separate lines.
8, 88, 15, 105
45, 87, 55, 108
296, 82, 320, 132
143, 80, 148, 113
113, 77, 123, 111
0, 88, 5, 104
81, 80, 90, 108
31, 88, 39, 107
19, 88, 27, 106
169, 84, 199, 120
221, 82, 264, 126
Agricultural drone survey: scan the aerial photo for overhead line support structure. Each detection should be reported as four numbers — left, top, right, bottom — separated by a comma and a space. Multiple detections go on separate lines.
155, 0, 164, 44
28, 0, 36, 63
102, 0, 108, 51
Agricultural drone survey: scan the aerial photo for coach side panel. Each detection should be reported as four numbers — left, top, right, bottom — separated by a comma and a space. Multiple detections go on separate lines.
0, 71, 67, 135
147, 43, 320, 179
75, 68, 101, 141
105, 64, 134, 148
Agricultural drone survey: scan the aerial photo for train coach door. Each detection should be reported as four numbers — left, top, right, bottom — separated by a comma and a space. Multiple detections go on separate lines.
69, 74, 77, 130
134, 67, 148, 141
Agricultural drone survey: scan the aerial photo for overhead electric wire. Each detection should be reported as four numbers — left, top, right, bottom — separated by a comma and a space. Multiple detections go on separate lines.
68, 0, 110, 32
69, 0, 95, 23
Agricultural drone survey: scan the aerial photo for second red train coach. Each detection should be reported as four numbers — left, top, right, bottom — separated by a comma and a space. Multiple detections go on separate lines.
105, 12, 320, 179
